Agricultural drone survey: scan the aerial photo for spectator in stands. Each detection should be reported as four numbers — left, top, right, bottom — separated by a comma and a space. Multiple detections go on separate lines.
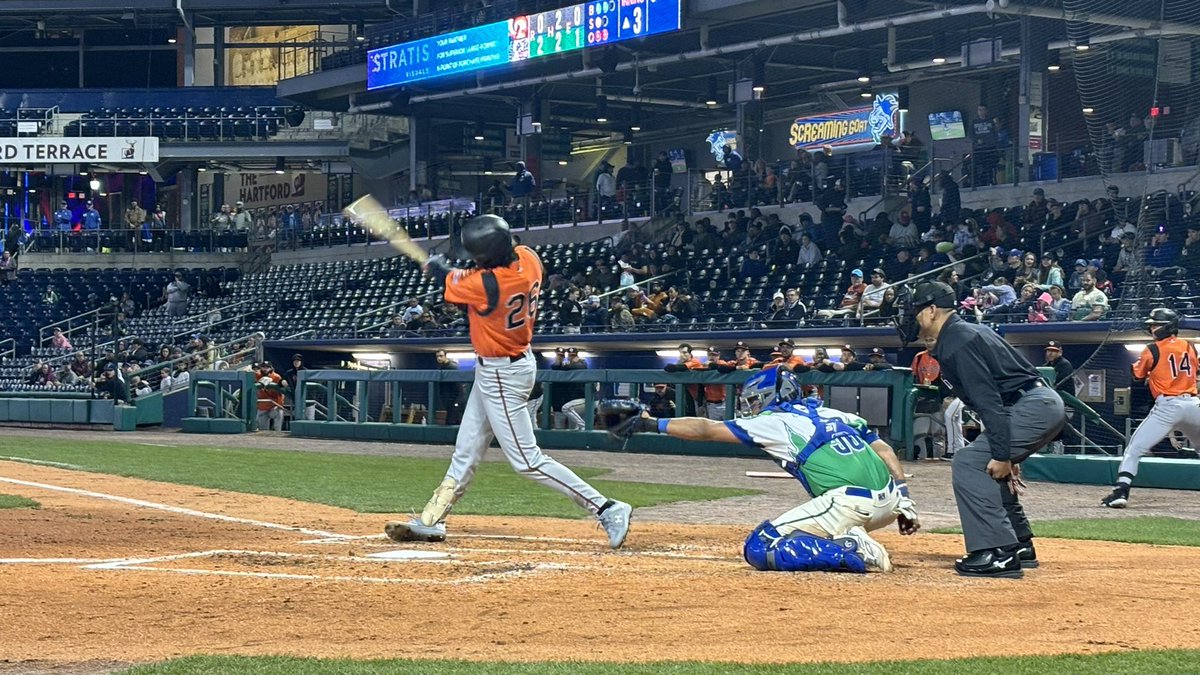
909, 178, 932, 232
1067, 258, 1088, 292
772, 288, 808, 327
70, 352, 92, 380
661, 286, 696, 325
484, 180, 506, 208
385, 314, 407, 338
82, 201, 101, 231
972, 274, 1016, 321
1145, 227, 1179, 271
739, 248, 768, 279
721, 145, 743, 173
1016, 251, 1039, 285
1121, 113, 1148, 171
582, 294, 607, 332
816, 269, 866, 320
816, 179, 847, 247
887, 210, 920, 249
1113, 231, 1139, 280
609, 297, 634, 331
93, 364, 127, 402
26, 362, 56, 387
762, 291, 787, 327
790, 232, 819, 269
970, 105, 997, 186
510, 161, 536, 199
128, 339, 149, 364
1036, 252, 1065, 290
653, 151, 674, 213
233, 201, 253, 231
54, 202, 72, 231
211, 204, 233, 229
1047, 285, 1072, 321
595, 161, 616, 215
400, 297, 424, 326
1022, 188, 1050, 229
1071, 200, 1102, 244
1027, 291, 1054, 323
936, 171, 961, 226
254, 362, 285, 431
1046, 199, 1070, 231
130, 376, 152, 398
158, 367, 175, 392
164, 271, 191, 317
123, 200, 145, 251
117, 291, 138, 318
980, 209, 1017, 248
49, 327, 72, 351
559, 287, 583, 334
885, 248, 913, 283
769, 226, 799, 267
864, 347, 894, 371
0, 250, 15, 286
859, 269, 888, 315
1175, 223, 1200, 274
1070, 273, 1109, 321
952, 218, 979, 254
871, 287, 900, 325
4, 221, 23, 261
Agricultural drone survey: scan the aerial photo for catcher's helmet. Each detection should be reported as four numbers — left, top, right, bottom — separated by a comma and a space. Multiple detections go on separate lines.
895, 281, 956, 345
460, 214, 516, 268
1145, 307, 1180, 340
740, 366, 801, 416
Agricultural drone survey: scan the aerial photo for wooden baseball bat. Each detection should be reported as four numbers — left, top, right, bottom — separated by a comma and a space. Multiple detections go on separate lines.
343, 195, 429, 266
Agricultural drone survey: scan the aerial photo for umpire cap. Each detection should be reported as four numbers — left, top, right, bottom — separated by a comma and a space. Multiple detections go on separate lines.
910, 282, 958, 312
460, 214, 516, 269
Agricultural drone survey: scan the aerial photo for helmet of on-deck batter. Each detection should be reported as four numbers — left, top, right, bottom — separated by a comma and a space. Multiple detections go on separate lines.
460, 214, 516, 269
1145, 307, 1180, 340
739, 366, 801, 416
895, 281, 956, 345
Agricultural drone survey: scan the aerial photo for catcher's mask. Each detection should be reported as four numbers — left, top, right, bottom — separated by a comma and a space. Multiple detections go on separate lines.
739, 367, 801, 416
895, 281, 956, 346
1145, 307, 1180, 340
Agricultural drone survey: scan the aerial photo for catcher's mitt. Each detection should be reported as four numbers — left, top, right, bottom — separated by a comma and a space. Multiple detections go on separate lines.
596, 399, 657, 441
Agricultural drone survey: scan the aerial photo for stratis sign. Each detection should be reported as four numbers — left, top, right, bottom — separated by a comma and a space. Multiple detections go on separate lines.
0, 137, 159, 163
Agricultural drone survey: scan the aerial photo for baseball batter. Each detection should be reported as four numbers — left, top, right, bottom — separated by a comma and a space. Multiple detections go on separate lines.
1102, 308, 1200, 508
385, 215, 632, 548
614, 367, 919, 573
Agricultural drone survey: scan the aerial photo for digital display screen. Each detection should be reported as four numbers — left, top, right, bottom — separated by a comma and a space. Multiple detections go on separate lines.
928, 111, 966, 140
368, 0, 683, 90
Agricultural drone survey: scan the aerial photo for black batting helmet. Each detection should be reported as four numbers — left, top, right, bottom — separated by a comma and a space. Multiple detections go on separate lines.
460, 214, 516, 268
1145, 307, 1180, 340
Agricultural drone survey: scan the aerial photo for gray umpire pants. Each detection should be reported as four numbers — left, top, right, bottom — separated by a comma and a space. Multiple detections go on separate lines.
951, 386, 1066, 553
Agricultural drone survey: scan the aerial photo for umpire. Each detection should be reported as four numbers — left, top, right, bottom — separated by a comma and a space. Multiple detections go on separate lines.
898, 282, 1066, 578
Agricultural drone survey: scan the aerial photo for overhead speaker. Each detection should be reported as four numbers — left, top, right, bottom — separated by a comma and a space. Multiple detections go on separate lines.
284, 107, 307, 127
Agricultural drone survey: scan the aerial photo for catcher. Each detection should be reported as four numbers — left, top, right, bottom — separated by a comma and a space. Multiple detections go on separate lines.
599, 367, 918, 573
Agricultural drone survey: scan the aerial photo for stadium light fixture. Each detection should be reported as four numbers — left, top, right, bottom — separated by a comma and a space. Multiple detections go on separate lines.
472, 122, 486, 141
167, 36, 177, 44
356, 20, 366, 42
622, 131, 633, 145
1073, 37, 1090, 51
704, 77, 719, 107
197, 166, 207, 172
274, 158, 286, 175
89, 178, 101, 191
595, 95, 608, 123
1082, 107, 1095, 114
859, 88, 872, 99
557, 160, 568, 166
1047, 53, 1061, 71
932, 56, 947, 64
856, 73, 871, 84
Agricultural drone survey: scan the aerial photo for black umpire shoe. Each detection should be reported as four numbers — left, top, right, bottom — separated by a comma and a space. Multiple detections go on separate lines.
1016, 540, 1039, 569
954, 547, 1024, 578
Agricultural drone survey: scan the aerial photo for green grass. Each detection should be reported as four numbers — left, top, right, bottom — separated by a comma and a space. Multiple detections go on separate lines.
932, 516, 1200, 547
0, 494, 39, 509
0, 438, 756, 518
116, 650, 1200, 675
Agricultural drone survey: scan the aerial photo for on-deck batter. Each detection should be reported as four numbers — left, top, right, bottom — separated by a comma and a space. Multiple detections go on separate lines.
1102, 307, 1200, 508
385, 215, 633, 548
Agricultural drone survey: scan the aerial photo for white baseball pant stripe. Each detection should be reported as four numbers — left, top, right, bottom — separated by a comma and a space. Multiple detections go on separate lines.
562, 398, 586, 430
526, 396, 543, 429
1118, 395, 1200, 481
771, 483, 901, 540
443, 354, 607, 513
944, 397, 965, 456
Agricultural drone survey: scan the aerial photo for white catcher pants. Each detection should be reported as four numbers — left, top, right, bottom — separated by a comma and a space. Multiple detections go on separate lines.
1119, 394, 1200, 481
444, 352, 608, 514
771, 481, 902, 540
944, 397, 965, 455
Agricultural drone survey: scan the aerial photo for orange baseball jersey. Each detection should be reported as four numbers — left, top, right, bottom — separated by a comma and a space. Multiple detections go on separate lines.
734, 357, 762, 370
443, 245, 542, 357
256, 370, 284, 412
763, 355, 809, 370
1134, 336, 1198, 398
911, 350, 941, 385
681, 356, 705, 399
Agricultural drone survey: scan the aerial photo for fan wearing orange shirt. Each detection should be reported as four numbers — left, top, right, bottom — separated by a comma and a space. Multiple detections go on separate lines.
1101, 308, 1200, 508
385, 215, 631, 549
763, 339, 811, 372
664, 343, 708, 416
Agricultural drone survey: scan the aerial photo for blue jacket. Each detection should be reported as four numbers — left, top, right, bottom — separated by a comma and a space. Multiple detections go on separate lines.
81, 208, 102, 230
55, 208, 73, 231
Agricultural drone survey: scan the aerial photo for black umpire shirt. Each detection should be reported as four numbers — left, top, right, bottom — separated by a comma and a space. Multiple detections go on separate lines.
931, 314, 1041, 461
1046, 356, 1075, 391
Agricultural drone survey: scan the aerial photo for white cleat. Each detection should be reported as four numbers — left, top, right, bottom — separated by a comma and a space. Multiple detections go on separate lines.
598, 500, 632, 550
385, 518, 446, 543
845, 526, 893, 573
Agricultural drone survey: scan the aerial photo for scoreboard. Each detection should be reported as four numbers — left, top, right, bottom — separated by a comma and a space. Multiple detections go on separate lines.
367, 0, 682, 90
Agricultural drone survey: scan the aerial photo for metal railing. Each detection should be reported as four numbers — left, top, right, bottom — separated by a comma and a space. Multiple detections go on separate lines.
0, 338, 15, 362
853, 251, 990, 323
170, 297, 255, 326
353, 289, 444, 338
39, 304, 117, 346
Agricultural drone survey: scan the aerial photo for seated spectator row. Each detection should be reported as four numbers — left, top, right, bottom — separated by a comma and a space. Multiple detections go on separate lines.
58, 106, 296, 140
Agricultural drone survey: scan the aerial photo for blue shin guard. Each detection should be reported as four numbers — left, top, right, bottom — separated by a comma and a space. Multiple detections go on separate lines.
742, 520, 867, 573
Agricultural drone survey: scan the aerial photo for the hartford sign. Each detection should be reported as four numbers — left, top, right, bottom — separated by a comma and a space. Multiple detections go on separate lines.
0, 137, 160, 163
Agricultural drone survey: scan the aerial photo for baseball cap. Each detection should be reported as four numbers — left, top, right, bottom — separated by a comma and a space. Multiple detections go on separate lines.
1089, 258, 1103, 268
566, 347, 579, 355
1041, 251, 1055, 260
840, 344, 855, 353
292, 353, 303, 360
1033, 187, 1045, 196
869, 347, 885, 357
555, 347, 566, 354
1008, 248, 1022, 258
734, 341, 750, 351
872, 267, 886, 277
851, 268, 863, 278
1045, 341, 1063, 352
773, 290, 785, 300
707, 346, 720, 354
778, 338, 795, 348
1074, 258, 1087, 267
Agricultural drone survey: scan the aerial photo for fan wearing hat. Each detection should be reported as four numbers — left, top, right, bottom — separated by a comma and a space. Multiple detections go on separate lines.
663, 343, 706, 416
1176, 222, 1200, 275
815, 269, 867, 319
1022, 187, 1050, 228
698, 347, 733, 420
864, 347, 894, 372
829, 345, 864, 372
726, 341, 761, 371
1042, 342, 1074, 392
897, 281, 1066, 578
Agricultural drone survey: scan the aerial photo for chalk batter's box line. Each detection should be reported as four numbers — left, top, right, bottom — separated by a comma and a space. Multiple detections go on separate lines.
83, 549, 576, 585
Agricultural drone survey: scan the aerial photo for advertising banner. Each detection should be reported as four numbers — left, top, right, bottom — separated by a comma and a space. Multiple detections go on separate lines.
0, 137, 159, 163
788, 93, 900, 151
224, 172, 327, 210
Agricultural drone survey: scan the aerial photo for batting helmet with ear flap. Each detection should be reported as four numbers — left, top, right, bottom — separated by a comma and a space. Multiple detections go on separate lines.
460, 214, 516, 268
1145, 307, 1180, 340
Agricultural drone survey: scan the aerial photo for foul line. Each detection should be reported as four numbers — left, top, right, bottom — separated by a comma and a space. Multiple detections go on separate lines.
0, 476, 353, 540
0, 456, 86, 470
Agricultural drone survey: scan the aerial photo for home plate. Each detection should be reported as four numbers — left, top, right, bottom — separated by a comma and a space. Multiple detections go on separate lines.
366, 550, 451, 561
